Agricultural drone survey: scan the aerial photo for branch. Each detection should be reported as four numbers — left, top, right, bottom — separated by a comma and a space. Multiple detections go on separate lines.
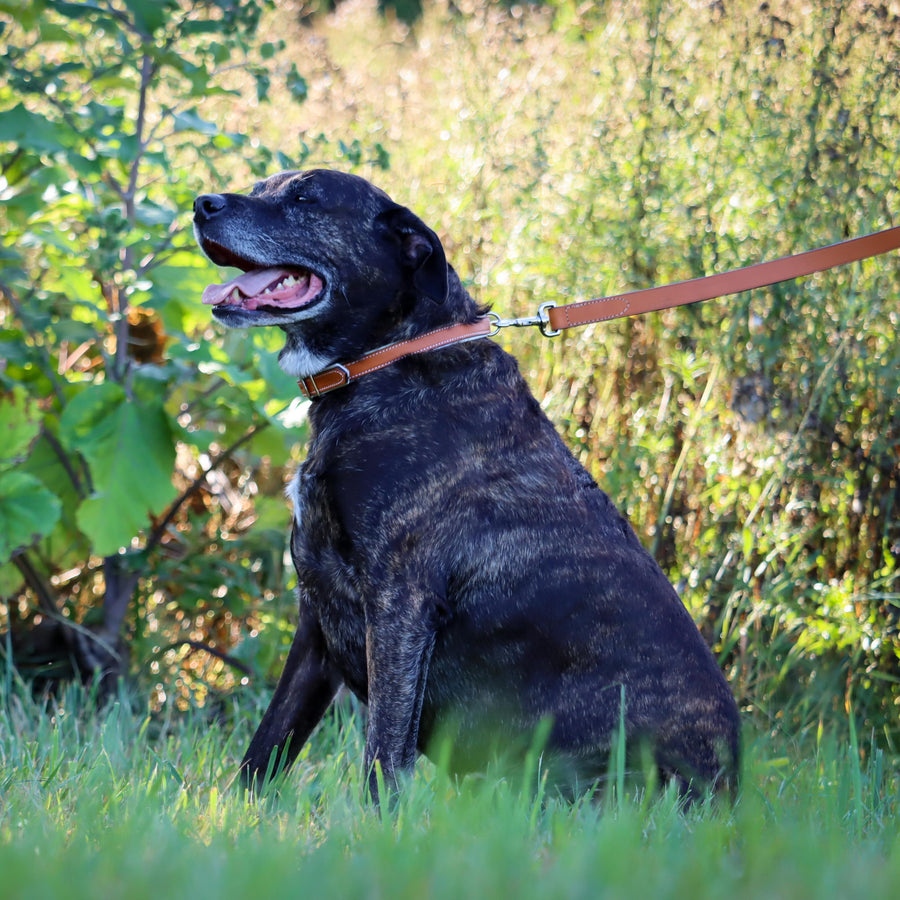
145, 420, 270, 555
40, 426, 91, 498
124, 52, 156, 226
160, 640, 252, 677
11, 552, 60, 618
112, 50, 159, 383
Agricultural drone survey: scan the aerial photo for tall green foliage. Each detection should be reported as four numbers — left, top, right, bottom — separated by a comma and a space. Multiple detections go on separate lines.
270, 0, 900, 742
0, 0, 313, 692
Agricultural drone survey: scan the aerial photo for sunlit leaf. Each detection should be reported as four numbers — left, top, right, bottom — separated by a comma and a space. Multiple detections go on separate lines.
61, 388, 177, 555
0, 388, 42, 464
0, 470, 62, 564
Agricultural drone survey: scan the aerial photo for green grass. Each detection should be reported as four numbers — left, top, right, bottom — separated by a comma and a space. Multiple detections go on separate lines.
1, 681, 898, 900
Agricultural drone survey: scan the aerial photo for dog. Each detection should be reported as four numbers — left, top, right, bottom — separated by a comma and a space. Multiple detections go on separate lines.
193, 169, 740, 802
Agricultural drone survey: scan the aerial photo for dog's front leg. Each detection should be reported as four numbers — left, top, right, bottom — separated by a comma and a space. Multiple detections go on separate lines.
363, 591, 437, 805
240, 601, 341, 792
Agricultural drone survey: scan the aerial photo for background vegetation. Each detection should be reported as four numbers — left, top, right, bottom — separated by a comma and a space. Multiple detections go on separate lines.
1, 0, 899, 892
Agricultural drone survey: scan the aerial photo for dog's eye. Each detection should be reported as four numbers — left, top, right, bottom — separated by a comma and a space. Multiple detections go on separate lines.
294, 193, 316, 204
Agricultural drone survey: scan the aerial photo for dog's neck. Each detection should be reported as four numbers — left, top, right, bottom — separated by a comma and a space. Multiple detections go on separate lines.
278, 338, 336, 379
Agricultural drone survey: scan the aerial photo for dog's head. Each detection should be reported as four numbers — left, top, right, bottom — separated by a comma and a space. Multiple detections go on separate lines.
193, 169, 453, 377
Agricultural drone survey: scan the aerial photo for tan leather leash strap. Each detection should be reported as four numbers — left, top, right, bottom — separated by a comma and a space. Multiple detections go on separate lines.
543, 224, 900, 334
298, 225, 900, 399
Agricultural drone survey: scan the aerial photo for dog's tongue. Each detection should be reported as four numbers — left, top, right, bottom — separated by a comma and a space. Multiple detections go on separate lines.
202, 267, 323, 310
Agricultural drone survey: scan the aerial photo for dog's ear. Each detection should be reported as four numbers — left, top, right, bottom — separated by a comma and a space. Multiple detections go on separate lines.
378, 206, 449, 303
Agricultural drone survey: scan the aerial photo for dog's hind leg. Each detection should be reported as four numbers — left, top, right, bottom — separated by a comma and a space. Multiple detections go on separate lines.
239, 603, 341, 793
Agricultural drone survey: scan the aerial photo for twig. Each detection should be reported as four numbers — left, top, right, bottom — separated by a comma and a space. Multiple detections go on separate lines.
11, 552, 60, 618
159, 640, 252, 677
145, 421, 270, 555
181, 377, 229, 417
40, 426, 91, 498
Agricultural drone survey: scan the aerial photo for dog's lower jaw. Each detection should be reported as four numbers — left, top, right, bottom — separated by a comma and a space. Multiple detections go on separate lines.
278, 338, 334, 379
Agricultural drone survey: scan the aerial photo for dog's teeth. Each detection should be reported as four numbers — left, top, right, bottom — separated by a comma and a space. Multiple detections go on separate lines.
231, 288, 240, 302
283, 275, 296, 287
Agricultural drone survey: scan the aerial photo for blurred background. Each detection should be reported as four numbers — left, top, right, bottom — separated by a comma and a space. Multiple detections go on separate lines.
1, 0, 898, 758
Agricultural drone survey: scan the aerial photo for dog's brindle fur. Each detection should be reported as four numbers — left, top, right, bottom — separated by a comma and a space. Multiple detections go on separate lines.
193, 169, 740, 801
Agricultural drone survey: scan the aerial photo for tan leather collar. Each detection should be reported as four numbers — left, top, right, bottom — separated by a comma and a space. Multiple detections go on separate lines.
298, 318, 493, 399
298, 225, 900, 400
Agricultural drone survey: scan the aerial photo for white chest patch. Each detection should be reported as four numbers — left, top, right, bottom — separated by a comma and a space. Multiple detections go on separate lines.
278, 343, 334, 379
285, 470, 305, 529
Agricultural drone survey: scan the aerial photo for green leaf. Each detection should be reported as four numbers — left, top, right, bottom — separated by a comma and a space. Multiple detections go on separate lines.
0, 103, 70, 153
180, 19, 221, 36
134, 199, 176, 227
254, 344, 303, 403
0, 561, 24, 597
0, 388, 43, 465
286, 64, 308, 103
50, 1, 113, 23
60, 382, 127, 447
172, 109, 219, 135
145, 257, 220, 334
1, 0, 44, 30
254, 70, 270, 103
122, 0, 172, 36
0, 470, 63, 564
60, 385, 177, 555
20, 431, 85, 541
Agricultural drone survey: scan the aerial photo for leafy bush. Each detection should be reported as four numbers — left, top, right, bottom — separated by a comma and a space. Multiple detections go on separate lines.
0, 0, 318, 699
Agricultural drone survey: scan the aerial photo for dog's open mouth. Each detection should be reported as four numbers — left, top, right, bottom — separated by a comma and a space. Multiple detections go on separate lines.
202, 266, 324, 312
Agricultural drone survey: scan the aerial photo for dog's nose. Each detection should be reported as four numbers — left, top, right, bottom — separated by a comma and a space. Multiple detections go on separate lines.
193, 193, 227, 222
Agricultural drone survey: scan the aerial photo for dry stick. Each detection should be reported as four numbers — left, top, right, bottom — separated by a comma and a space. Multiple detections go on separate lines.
11, 554, 60, 618
650, 360, 721, 560
160, 640, 252, 677
145, 421, 270, 556
7, 555, 122, 664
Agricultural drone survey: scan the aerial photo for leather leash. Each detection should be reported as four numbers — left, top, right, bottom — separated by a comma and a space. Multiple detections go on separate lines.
298, 225, 900, 399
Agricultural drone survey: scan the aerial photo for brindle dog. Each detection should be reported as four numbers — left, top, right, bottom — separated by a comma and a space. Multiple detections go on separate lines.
193, 169, 740, 802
